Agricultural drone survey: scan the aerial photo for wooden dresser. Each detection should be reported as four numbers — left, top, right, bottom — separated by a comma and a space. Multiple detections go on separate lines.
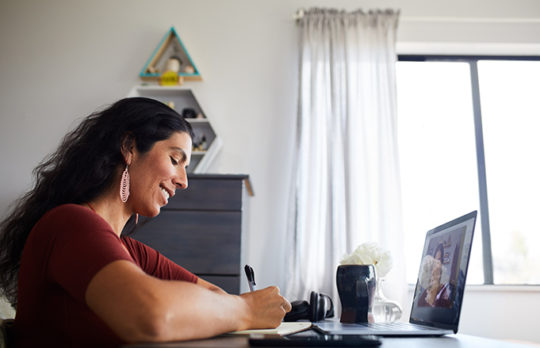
129, 174, 252, 294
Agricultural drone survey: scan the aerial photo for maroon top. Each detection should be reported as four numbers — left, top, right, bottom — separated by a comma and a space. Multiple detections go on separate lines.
15, 204, 197, 348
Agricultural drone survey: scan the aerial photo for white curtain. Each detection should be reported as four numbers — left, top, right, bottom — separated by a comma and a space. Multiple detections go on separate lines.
286, 8, 406, 310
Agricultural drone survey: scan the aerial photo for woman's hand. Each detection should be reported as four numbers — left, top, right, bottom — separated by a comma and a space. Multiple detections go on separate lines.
240, 286, 292, 329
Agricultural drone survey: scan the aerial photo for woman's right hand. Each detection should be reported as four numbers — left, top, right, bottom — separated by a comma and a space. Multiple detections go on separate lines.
239, 286, 291, 329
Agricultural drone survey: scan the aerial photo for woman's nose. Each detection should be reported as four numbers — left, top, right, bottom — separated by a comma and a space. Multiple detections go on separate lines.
174, 169, 188, 190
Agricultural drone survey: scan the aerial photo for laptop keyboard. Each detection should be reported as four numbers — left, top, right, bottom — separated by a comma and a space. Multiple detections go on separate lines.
361, 322, 441, 331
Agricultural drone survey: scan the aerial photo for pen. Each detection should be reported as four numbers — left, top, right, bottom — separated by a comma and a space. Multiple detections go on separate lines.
244, 264, 257, 292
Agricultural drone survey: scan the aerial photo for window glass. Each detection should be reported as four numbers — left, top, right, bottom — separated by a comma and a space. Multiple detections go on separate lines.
479, 60, 540, 284
396, 61, 484, 284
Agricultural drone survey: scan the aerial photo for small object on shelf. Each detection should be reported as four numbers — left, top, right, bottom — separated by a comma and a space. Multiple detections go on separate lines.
160, 71, 182, 86
193, 135, 207, 152
165, 56, 182, 73
139, 27, 202, 82
200, 135, 207, 150
160, 57, 184, 86
196, 113, 204, 119
182, 107, 197, 119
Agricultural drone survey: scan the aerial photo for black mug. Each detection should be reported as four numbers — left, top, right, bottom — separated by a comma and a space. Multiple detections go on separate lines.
336, 264, 376, 323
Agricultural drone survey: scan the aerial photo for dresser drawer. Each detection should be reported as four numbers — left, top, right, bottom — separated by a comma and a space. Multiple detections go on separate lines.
132, 210, 241, 275
167, 179, 244, 211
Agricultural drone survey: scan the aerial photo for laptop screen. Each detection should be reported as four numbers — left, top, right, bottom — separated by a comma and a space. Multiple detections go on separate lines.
410, 211, 477, 333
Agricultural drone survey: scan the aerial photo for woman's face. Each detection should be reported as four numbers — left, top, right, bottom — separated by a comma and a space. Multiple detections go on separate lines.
127, 131, 192, 217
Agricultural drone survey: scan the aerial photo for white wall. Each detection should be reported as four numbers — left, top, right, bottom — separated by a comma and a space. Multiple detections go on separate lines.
1, 0, 540, 343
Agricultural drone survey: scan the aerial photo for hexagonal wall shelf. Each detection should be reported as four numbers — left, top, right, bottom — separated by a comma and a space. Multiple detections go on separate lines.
127, 86, 222, 173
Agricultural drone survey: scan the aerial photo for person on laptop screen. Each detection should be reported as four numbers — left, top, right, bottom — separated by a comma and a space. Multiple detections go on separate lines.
417, 243, 453, 307
0, 98, 292, 348
415, 226, 466, 309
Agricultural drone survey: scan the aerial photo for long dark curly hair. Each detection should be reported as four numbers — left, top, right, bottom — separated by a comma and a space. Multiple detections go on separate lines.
0, 97, 193, 306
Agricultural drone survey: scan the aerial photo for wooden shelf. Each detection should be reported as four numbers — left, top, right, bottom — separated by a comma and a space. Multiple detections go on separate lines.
139, 27, 201, 82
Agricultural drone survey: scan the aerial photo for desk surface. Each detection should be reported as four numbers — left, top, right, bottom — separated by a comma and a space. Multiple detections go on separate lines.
123, 332, 538, 348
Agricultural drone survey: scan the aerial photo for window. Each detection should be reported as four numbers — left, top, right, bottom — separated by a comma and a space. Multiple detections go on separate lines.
397, 56, 540, 285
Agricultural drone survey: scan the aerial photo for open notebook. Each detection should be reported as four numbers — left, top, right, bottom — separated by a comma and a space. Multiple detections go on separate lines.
227, 322, 312, 336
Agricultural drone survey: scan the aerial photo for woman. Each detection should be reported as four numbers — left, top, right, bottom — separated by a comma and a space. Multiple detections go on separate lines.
418, 243, 452, 308
0, 98, 291, 347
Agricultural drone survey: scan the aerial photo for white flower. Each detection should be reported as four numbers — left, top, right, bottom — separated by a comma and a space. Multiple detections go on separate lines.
340, 242, 393, 278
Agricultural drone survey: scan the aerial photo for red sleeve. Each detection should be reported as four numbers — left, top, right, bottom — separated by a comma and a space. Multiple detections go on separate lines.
121, 236, 198, 283
44, 205, 133, 302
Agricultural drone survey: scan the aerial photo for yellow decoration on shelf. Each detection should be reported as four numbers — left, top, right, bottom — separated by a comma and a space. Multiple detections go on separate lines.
160, 71, 182, 86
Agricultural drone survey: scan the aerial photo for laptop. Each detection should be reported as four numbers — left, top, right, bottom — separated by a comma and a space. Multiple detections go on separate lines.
315, 210, 477, 336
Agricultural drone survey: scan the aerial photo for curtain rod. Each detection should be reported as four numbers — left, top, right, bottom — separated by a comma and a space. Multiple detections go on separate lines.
293, 9, 540, 23
292, 8, 401, 21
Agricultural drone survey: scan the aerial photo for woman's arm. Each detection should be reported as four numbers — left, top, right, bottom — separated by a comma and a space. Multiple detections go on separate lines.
86, 260, 290, 343
197, 277, 227, 294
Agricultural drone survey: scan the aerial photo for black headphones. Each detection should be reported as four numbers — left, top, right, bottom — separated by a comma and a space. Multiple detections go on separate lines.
284, 291, 334, 322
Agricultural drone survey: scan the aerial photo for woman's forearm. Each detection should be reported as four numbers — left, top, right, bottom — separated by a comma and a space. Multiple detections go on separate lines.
86, 260, 289, 343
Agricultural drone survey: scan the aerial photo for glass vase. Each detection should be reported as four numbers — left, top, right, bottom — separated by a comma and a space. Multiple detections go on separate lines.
372, 277, 402, 323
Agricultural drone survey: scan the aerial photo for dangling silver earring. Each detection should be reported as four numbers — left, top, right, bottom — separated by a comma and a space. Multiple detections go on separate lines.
120, 164, 130, 203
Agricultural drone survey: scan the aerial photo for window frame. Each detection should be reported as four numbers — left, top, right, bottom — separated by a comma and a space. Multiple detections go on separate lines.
397, 54, 540, 285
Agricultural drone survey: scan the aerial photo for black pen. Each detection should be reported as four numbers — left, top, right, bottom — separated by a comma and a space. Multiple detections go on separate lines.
244, 264, 257, 291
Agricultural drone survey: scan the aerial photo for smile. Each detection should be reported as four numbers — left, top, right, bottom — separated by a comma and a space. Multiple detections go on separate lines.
160, 187, 170, 201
